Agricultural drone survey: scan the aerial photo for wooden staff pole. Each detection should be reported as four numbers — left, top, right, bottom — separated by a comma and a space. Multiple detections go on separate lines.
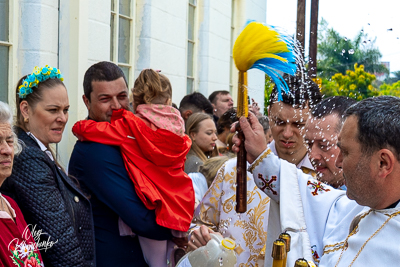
308, 0, 319, 78
236, 71, 248, 213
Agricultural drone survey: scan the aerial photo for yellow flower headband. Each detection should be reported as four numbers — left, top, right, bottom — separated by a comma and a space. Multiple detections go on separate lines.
18, 65, 64, 99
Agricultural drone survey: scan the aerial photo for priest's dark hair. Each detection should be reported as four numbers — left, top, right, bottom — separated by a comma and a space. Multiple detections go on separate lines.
312, 96, 356, 132
344, 96, 400, 160
270, 74, 322, 109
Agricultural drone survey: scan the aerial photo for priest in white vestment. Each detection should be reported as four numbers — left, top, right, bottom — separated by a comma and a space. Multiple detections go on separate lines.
231, 96, 400, 267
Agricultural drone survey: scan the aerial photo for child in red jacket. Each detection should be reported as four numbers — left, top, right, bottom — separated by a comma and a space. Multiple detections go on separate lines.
73, 69, 194, 266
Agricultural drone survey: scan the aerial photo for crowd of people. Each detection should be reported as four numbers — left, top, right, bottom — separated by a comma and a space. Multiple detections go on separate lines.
0, 60, 399, 267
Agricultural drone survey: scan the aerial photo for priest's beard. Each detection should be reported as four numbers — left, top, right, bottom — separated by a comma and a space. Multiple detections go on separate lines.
344, 155, 378, 208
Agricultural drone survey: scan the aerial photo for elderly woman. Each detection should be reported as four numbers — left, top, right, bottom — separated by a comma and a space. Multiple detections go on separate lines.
0, 101, 44, 266
0, 66, 95, 266
184, 113, 219, 173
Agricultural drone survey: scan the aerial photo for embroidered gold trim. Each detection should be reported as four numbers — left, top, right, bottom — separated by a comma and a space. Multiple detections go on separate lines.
248, 149, 271, 173
334, 210, 400, 267
323, 242, 346, 255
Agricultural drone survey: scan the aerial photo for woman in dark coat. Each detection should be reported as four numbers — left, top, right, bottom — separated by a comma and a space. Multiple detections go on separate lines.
0, 66, 95, 266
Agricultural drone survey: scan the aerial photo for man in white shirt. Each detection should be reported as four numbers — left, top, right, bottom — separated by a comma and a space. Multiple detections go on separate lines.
304, 96, 356, 189
232, 96, 400, 266
267, 75, 322, 173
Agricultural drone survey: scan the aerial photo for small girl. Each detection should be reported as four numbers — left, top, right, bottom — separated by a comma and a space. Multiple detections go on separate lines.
73, 69, 194, 266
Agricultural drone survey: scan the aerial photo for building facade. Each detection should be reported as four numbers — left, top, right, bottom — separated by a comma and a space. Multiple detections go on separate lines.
0, 0, 266, 167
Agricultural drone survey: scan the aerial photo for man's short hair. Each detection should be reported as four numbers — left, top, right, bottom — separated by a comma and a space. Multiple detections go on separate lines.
311, 96, 356, 132
179, 92, 213, 115
344, 96, 400, 160
83, 61, 128, 101
270, 74, 322, 109
258, 116, 270, 134
208, 90, 230, 104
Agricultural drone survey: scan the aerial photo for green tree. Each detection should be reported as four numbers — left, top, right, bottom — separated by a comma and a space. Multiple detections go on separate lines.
320, 78, 338, 98
384, 71, 400, 84
264, 75, 274, 115
379, 80, 400, 97
321, 64, 378, 100
317, 20, 388, 79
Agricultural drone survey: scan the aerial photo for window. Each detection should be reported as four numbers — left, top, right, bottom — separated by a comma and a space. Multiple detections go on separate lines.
111, 0, 133, 87
0, 0, 10, 102
187, 0, 196, 94
229, 0, 236, 95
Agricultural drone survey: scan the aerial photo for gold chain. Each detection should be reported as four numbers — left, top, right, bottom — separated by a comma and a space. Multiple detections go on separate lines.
334, 210, 400, 267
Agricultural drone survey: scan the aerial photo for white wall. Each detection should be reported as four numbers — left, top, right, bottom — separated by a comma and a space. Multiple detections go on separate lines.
18, 0, 59, 77
135, 0, 188, 105
246, 0, 267, 113
197, 0, 231, 97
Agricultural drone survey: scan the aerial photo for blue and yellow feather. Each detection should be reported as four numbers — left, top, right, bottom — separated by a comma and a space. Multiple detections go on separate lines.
233, 21, 297, 101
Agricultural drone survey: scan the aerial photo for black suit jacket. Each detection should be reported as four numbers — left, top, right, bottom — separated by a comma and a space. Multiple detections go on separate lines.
1, 128, 95, 267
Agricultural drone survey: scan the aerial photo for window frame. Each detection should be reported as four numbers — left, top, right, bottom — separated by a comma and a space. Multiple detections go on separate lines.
0, 0, 13, 103
186, 0, 197, 94
229, 0, 237, 95
110, 0, 135, 89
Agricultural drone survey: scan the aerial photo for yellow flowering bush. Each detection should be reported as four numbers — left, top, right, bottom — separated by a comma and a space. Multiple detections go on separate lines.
321, 63, 377, 100
379, 80, 400, 97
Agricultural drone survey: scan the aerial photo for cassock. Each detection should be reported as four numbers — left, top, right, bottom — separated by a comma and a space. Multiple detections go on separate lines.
249, 148, 400, 267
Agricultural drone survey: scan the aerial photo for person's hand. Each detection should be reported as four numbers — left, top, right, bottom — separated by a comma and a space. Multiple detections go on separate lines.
249, 98, 261, 117
172, 236, 189, 249
187, 225, 222, 251
230, 112, 268, 164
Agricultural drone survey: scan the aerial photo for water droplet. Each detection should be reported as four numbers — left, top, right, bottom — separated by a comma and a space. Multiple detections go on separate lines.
348, 49, 355, 54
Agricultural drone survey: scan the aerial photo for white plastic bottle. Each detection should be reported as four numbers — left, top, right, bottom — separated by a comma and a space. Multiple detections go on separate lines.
177, 233, 237, 267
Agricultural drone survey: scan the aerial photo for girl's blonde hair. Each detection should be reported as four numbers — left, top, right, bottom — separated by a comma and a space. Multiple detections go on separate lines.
199, 156, 231, 187
132, 69, 172, 109
185, 113, 219, 162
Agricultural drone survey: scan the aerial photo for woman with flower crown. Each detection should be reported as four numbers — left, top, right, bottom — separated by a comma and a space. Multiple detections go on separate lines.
0, 66, 96, 266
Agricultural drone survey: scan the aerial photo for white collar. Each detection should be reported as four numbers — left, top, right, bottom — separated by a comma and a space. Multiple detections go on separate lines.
268, 140, 314, 170
0, 193, 16, 219
27, 132, 55, 161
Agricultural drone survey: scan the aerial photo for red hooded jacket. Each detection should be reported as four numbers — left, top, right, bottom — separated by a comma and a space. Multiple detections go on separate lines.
72, 109, 194, 231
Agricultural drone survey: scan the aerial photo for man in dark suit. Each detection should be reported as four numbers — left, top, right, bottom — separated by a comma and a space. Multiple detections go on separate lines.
69, 62, 172, 266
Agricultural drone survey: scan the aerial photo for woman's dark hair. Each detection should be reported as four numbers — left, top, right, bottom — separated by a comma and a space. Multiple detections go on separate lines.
217, 108, 238, 135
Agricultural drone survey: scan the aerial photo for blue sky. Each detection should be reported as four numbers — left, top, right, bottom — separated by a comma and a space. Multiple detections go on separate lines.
266, 0, 400, 74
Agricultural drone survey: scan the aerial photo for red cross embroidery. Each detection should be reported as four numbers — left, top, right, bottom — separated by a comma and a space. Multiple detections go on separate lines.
258, 174, 277, 195
307, 180, 330, 196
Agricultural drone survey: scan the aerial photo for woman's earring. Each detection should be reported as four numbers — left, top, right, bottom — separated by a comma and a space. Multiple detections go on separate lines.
214, 109, 217, 112
24, 117, 29, 123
